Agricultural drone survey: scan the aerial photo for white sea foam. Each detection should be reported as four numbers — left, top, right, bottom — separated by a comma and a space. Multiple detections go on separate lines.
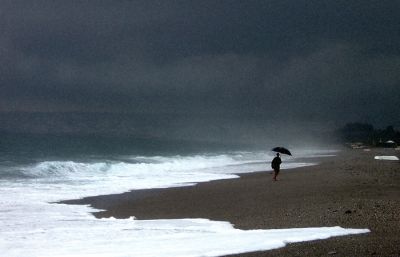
2, 211, 369, 257
0, 149, 369, 257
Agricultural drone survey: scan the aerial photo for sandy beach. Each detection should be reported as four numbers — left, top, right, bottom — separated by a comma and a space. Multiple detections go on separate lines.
63, 148, 400, 257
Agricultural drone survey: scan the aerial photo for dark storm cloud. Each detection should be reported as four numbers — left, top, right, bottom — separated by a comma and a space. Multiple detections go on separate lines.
1, 0, 399, 127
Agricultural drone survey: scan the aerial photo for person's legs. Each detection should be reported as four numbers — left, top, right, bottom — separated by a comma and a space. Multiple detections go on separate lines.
273, 168, 279, 181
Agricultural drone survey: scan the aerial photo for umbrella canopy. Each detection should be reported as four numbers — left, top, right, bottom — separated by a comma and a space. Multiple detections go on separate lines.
272, 147, 292, 156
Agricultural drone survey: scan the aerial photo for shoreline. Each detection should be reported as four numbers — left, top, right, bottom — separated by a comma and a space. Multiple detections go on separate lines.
62, 148, 400, 256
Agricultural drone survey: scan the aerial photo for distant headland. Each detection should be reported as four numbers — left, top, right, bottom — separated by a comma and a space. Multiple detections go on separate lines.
337, 123, 399, 148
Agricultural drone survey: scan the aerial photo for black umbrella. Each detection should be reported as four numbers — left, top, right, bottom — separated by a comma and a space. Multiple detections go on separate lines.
272, 147, 292, 156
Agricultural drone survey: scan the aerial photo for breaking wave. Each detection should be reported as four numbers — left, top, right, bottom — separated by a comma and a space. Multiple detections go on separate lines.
3, 153, 265, 180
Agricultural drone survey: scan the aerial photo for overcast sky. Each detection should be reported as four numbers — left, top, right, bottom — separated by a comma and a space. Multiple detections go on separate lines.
1, 0, 399, 130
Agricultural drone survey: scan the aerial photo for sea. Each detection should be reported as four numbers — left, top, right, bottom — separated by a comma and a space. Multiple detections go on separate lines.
0, 134, 368, 257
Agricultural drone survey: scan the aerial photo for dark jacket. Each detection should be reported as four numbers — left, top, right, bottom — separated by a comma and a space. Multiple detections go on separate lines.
271, 156, 282, 170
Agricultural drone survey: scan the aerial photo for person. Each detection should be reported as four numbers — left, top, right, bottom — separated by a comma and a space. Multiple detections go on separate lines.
271, 153, 282, 181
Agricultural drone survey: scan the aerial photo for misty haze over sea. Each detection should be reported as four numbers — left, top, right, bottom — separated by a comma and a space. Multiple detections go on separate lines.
0, 111, 336, 153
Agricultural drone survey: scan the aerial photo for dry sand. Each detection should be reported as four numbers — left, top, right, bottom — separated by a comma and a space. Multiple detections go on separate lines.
63, 148, 400, 257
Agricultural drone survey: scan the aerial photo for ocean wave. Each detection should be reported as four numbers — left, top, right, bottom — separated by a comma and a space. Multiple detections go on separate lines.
29, 161, 111, 177
0, 149, 336, 180
3, 153, 263, 179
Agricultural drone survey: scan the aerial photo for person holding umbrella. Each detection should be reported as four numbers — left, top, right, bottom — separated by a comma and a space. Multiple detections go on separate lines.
271, 153, 282, 181
271, 147, 291, 181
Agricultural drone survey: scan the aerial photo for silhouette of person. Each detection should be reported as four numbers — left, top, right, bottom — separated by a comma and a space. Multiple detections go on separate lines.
271, 153, 282, 181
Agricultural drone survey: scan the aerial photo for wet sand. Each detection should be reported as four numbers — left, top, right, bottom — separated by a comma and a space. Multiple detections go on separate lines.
63, 148, 400, 256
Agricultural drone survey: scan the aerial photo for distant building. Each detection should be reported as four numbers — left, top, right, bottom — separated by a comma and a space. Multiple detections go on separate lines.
378, 140, 397, 148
